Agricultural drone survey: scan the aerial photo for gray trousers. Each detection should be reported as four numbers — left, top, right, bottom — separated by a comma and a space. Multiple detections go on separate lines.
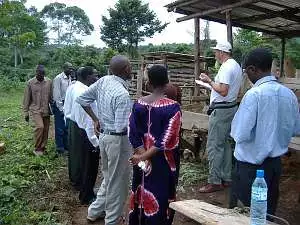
207, 106, 237, 185
88, 134, 131, 225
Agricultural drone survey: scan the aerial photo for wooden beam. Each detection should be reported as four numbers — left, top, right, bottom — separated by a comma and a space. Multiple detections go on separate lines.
261, 0, 294, 10
280, 37, 286, 77
238, 6, 300, 23
194, 17, 200, 97
176, 0, 260, 22
226, 11, 233, 47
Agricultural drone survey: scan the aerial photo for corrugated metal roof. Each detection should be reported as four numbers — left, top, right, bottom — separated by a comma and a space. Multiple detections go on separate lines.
165, 0, 300, 37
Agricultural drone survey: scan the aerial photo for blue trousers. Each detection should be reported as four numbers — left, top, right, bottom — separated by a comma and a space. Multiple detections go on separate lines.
53, 104, 68, 153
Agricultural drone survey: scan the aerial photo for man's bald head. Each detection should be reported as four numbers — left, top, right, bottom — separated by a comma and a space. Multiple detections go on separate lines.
109, 55, 131, 80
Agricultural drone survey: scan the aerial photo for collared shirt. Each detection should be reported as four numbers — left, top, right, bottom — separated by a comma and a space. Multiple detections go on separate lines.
64, 83, 76, 120
64, 81, 98, 147
76, 75, 132, 133
231, 75, 300, 164
53, 72, 72, 112
23, 77, 52, 116
210, 58, 243, 104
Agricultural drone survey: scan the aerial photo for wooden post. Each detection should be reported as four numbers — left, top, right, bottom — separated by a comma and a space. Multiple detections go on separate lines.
194, 17, 200, 96
280, 37, 286, 77
137, 57, 144, 97
226, 10, 233, 47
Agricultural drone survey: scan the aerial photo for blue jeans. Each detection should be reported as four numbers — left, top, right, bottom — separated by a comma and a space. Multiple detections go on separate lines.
53, 104, 68, 153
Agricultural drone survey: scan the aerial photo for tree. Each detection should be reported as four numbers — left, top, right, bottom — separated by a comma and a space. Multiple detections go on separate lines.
41, 2, 94, 45
0, 0, 46, 67
101, 0, 168, 57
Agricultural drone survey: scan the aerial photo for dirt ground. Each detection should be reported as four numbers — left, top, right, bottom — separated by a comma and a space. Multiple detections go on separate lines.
47, 122, 300, 225
66, 155, 300, 225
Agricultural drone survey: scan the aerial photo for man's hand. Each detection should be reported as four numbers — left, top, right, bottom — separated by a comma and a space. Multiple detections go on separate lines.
25, 115, 29, 122
94, 120, 100, 137
199, 73, 212, 84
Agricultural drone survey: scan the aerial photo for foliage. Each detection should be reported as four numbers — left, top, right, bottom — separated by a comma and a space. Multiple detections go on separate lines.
179, 161, 208, 187
0, 0, 47, 67
41, 2, 94, 45
139, 43, 194, 54
101, 0, 168, 57
233, 29, 280, 65
286, 38, 300, 69
0, 88, 67, 224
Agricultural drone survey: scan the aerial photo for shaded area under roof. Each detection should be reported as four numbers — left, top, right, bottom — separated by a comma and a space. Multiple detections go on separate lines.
165, 0, 300, 38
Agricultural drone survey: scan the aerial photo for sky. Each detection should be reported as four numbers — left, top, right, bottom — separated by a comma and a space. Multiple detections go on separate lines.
25, 0, 229, 47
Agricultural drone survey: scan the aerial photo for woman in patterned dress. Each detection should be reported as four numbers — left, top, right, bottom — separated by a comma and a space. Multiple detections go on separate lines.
128, 65, 182, 225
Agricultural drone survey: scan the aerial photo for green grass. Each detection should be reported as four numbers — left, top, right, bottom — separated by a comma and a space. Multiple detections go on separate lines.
0, 87, 67, 225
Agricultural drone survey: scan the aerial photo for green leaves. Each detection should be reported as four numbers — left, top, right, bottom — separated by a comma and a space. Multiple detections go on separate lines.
101, 0, 168, 57
41, 2, 94, 45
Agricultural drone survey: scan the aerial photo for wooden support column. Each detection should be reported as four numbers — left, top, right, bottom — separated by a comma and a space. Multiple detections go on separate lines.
280, 37, 286, 77
137, 57, 144, 97
226, 10, 233, 47
194, 17, 200, 96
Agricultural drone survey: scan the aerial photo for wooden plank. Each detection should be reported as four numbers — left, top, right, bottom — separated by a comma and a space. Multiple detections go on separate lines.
182, 111, 209, 130
289, 137, 300, 151
170, 200, 278, 225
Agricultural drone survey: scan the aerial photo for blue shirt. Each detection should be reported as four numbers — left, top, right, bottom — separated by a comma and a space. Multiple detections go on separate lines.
231, 75, 300, 164
76, 75, 132, 133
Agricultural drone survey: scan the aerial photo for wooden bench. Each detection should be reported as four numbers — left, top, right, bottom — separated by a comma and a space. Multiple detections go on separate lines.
170, 199, 278, 225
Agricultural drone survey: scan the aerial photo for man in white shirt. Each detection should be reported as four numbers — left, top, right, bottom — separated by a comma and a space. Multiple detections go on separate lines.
64, 66, 99, 204
53, 62, 73, 154
230, 48, 300, 215
199, 40, 243, 193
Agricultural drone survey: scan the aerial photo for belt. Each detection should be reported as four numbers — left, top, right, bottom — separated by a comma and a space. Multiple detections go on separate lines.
207, 101, 238, 115
100, 129, 127, 136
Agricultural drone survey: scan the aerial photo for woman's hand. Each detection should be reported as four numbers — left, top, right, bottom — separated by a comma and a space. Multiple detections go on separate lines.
129, 154, 142, 165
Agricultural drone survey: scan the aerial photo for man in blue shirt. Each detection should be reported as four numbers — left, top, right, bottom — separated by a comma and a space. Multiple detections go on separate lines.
230, 48, 300, 215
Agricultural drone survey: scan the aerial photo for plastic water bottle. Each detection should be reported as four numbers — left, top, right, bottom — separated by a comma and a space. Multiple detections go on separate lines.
250, 170, 268, 225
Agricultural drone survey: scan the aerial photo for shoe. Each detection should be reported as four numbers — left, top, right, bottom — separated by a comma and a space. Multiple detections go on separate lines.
33, 150, 44, 156
86, 213, 105, 222
86, 215, 97, 222
199, 183, 224, 193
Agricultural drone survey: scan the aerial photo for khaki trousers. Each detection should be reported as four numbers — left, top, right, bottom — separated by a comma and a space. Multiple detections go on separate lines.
31, 113, 50, 151
207, 106, 237, 184
88, 134, 131, 225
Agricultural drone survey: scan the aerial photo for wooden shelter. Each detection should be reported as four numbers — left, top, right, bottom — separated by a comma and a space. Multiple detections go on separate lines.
165, 0, 300, 77
130, 51, 214, 104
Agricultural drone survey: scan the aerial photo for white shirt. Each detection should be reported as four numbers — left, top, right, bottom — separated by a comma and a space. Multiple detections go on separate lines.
210, 58, 243, 104
53, 72, 72, 112
64, 83, 76, 120
64, 81, 99, 147
231, 76, 300, 165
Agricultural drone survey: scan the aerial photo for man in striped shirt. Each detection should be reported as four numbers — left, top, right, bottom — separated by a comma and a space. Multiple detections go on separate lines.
77, 55, 132, 224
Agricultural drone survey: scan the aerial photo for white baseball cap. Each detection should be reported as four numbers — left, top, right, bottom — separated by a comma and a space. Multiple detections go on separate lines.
212, 40, 232, 53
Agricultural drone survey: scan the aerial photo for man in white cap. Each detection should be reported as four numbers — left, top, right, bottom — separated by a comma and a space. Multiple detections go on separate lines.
198, 40, 243, 193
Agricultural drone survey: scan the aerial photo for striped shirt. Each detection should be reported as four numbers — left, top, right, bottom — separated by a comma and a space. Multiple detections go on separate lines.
76, 75, 132, 133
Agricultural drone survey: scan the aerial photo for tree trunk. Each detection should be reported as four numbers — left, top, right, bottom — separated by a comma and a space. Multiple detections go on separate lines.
19, 48, 23, 65
14, 46, 17, 68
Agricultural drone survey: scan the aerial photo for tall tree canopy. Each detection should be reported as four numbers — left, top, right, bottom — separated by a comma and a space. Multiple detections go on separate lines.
0, 0, 46, 67
100, 0, 168, 57
41, 2, 94, 45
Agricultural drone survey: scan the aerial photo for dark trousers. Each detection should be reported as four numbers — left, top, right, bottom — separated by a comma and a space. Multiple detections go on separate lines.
68, 120, 81, 188
230, 157, 281, 216
79, 130, 100, 204
53, 104, 68, 152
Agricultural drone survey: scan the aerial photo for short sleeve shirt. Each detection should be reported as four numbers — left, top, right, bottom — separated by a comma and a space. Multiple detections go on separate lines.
210, 58, 243, 104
